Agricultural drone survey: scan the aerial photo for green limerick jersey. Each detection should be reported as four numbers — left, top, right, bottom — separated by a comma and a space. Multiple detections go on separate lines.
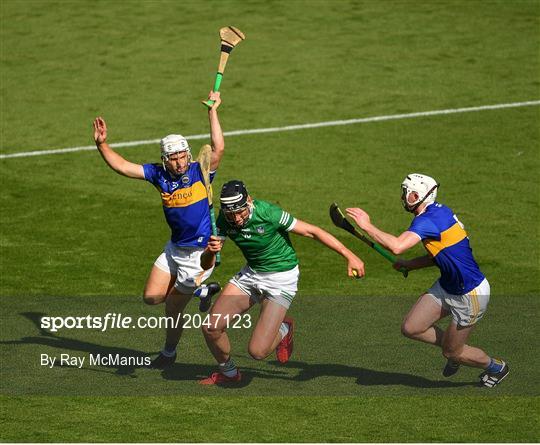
216, 199, 299, 272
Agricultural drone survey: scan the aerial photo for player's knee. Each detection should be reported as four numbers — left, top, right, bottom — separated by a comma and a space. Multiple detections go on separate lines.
202, 323, 219, 336
401, 320, 418, 338
204, 311, 228, 334
201, 324, 211, 336
142, 295, 162, 305
248, 345, 268, 361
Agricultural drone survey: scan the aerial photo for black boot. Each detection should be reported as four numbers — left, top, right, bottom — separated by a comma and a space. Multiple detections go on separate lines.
194, 282, 221, 312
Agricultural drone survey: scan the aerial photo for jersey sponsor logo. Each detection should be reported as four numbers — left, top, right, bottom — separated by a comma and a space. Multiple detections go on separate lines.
160, 181, 207, 208
423, 222, 468, 257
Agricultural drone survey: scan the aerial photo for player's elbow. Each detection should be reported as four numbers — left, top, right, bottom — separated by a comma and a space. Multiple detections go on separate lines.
110, 162, 132, 178
390, 244, 406, 255
215, 141, 225, 152
303, 224, 322, 240
105, 162, 124, 176
115, 168, 132, 178
212, 144, 225, 161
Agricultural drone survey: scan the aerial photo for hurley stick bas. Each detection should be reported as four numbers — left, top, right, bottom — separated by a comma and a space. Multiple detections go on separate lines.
202, 26, 246, 108
329, 203, 408, 278
197, 144, 220, 265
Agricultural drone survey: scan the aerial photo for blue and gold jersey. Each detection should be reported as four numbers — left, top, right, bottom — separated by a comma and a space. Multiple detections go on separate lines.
143, 162, 214, 247
408, 202, 485, 295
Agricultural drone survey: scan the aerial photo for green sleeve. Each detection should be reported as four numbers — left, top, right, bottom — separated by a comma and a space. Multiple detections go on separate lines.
260, 200, 296, 231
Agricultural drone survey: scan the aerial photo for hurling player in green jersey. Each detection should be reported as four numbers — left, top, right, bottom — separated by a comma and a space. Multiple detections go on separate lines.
198, 180, 365, 385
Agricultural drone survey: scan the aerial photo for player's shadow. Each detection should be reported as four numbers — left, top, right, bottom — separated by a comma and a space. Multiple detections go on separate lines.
3, 311, 275, 386
4, 312, 475, 388
4, 311, 251, 383
267, 360, 476, 388
160, 361, 291, 388
0, 312, 150, 377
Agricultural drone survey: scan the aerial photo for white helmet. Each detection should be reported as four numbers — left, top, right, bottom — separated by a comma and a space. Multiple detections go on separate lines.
401, 173, 439, 212
160, 134, 191, 160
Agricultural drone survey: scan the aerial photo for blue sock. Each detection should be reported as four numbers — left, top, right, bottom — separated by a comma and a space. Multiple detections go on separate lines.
486, 358, 504, 373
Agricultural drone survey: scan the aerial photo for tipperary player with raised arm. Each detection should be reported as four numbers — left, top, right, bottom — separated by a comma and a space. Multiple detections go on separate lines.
92, 91, 224, 369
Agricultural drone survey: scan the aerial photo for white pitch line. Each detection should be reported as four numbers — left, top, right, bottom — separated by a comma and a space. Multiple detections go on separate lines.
1, 100, 539, 160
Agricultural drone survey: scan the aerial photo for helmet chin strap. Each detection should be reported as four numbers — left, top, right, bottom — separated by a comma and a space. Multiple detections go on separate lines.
161, 157, 169, 174
405, 184, 439, 213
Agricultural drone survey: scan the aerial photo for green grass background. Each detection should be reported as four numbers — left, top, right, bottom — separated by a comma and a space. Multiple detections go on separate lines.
1, 0, 539, 442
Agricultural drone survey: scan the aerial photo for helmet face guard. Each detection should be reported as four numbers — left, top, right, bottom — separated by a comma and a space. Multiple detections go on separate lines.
220, 180, 251, 227
160, 134, 191, 174
223, 203, 252, 227
401, 185, 413, 211
401, 174, 439, 213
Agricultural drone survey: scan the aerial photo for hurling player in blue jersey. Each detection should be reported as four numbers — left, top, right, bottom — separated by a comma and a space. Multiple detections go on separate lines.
346, 174, 508, 388
92, 91, 224, 369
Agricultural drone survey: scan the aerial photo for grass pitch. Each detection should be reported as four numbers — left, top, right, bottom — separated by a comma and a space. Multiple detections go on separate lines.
1, 0, 539, 442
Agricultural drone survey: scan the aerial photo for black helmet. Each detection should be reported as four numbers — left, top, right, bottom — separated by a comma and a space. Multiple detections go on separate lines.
220, 180, 249, 212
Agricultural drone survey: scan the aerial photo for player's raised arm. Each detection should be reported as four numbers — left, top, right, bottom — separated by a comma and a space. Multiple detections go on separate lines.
290, 220, 365, 278
207, 91, 224, 172
93, 117, 145, 179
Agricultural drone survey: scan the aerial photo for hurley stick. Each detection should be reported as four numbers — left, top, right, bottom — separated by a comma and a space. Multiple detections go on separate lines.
202, 26, 246, 108
197, 144, 220, 265
330, 203, 408, 277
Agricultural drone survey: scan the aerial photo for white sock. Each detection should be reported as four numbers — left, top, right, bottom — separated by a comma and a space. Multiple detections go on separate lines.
219, 358, 238, 377
279, 322, 289, 340
194, 285, 209, 298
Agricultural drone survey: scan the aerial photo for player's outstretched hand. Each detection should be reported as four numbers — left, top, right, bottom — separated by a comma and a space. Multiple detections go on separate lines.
93, 117, 107, 145
348, 256, 365, 279
346, 208, 371, 230
207, 91, 221, 110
